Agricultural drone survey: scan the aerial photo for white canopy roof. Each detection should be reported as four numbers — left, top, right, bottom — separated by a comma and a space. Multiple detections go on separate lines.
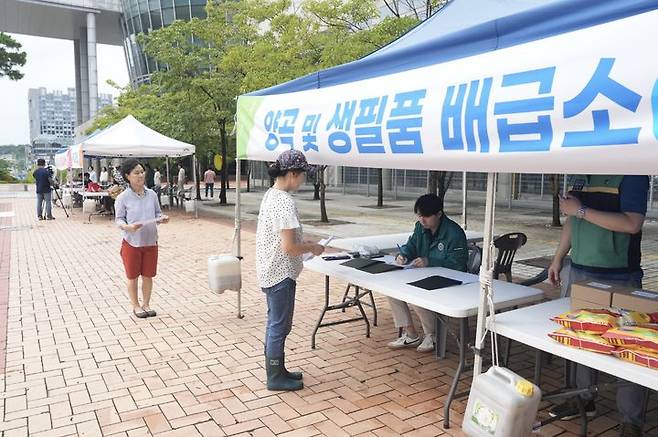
75, 115, 195, 158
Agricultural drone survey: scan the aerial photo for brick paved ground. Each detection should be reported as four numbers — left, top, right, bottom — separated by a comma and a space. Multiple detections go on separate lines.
0, 189, 656, 436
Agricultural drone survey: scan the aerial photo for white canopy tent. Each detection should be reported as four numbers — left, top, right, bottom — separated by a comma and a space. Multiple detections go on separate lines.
73, 115, 195, 158
62, 115, 198, 216
235, 0, 658, 385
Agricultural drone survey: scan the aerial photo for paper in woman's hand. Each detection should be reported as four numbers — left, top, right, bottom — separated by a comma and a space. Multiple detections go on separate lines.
133, 217, 161, 226
303, 236, 336, 261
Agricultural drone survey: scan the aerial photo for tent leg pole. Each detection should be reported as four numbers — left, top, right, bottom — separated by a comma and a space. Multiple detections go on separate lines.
165, 157, 172, 208
192, 154, 198, 219
235, 157, 243, 319
462, 171, 467, 230
473, 172, 497, 377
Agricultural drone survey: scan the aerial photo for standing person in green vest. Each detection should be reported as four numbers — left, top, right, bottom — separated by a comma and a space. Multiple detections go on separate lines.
547, 175, 650, 437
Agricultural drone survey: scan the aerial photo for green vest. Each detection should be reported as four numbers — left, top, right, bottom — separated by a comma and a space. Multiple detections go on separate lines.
570, 175, 641, 272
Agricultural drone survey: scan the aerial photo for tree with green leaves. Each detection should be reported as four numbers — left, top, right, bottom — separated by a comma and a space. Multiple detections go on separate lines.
0, 33, 26, 81
90, 81, 217, 198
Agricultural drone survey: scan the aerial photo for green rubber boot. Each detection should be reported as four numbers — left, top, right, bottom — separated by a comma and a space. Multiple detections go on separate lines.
282, 353, 302, 380
266, 357, 303, 391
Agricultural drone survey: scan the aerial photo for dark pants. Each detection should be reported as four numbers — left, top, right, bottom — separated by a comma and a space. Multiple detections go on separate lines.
263, 278, 296, 358
205, 183, 214, 198
37, 191, 52, 218
568, 266, 648, 427
153, 186, 161, 206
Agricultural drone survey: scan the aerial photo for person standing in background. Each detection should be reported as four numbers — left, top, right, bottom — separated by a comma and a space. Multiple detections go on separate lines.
145, 163, 155, 190
100, 166, 109, 186
115, 158, 169, 319
153, 167, 162, 205
203, 167, 216, 198
177, 164, 186, 192
33, 158, 54, 220
89, 165, 98, 184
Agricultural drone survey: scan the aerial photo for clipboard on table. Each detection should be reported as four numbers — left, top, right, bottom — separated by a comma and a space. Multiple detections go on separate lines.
408, 275, 463, 290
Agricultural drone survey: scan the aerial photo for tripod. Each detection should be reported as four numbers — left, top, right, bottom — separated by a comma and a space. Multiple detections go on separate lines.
49, 186, 69, 218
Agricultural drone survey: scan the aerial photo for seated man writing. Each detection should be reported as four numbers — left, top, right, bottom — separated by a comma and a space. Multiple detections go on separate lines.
388, 193, 468, 352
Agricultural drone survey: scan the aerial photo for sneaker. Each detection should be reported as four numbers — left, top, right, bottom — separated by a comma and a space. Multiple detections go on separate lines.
548, 399, 596, 421
388, 333, 421, 349
417, 334, 435, 353
619, 423, 643, 437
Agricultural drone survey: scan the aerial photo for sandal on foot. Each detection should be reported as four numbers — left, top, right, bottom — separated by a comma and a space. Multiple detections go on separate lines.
133, 308, 149, 318
144, 308, 157, 317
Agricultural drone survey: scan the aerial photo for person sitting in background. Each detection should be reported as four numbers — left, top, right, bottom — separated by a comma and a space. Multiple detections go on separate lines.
388, 193, 468, 352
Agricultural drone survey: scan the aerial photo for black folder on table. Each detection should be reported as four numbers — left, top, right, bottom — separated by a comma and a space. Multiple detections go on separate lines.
361, 262, 403, 274
340, 258, 381, 269
408, 275, 463, 290
340, 258, 403, 274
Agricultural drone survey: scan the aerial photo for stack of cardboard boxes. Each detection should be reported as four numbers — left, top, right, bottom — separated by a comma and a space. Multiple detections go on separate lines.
571, 281, 658, 312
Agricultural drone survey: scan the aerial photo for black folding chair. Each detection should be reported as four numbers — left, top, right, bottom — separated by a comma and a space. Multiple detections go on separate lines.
493, 232, 528, 282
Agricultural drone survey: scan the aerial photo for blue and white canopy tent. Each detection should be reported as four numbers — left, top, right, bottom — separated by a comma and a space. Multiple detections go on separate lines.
235, 0, 658, 383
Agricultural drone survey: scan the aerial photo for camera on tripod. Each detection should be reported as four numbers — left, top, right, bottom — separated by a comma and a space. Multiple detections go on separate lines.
46, 165, 60, 190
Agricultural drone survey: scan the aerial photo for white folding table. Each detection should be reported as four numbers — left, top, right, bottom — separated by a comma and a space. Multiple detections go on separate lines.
330, 230, 485, 252
489, 299, 658, 435
489, 298, 658, 392
304, 255, 543, 427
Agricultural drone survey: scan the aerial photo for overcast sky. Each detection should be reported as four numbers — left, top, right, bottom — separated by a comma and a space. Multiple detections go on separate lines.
0, 33, 129, 145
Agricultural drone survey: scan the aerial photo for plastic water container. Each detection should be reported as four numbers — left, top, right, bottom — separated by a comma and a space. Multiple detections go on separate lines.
185, 199, 195, 213
82, 199, 96, 214
208, 255, 241, 294
463, 366, 541, 437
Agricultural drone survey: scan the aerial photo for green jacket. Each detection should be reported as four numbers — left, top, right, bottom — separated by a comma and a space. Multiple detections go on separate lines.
400, 215, 468, 271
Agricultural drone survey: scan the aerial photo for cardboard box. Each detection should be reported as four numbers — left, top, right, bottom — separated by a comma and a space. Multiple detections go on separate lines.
570, 297, 605, 311
571, 297, 604, 311
571, 281, 616, 307
612, 289, 658, 313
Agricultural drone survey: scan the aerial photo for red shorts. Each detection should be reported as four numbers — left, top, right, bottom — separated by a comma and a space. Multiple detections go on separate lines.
120, 240, 158, 279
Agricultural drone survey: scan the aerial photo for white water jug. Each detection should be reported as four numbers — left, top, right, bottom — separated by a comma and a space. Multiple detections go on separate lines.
185, 199, 195, 213
82, 199, 96, 214
208, 255, 241, 294
463, 366, 541, 437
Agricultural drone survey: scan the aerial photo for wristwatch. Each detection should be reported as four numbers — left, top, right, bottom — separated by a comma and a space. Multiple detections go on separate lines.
576, 206, 588, 219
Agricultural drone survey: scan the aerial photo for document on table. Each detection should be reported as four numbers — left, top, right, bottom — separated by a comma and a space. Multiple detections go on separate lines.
303, 236, 336, 261
382, 255, 414, 269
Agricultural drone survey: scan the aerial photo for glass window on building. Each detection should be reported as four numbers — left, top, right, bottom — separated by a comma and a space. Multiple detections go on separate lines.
174, 0, 190, 20
162, 7, 175, 25
141, 12, 151, 32
150, 8, 163, 29
190, 5, 206, 18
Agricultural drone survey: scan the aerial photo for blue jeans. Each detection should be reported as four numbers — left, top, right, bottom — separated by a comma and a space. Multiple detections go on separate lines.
568, 266, 648, 427
263, 278, 296, 358
37, 191, 52, 218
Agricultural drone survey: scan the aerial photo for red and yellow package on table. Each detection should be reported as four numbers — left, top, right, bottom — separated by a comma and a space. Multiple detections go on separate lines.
548, 328, 616, 354
602, 326, 658, 352
551, 309, 619, 334
612, 347, 658, 370
617, 310, 658, 327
